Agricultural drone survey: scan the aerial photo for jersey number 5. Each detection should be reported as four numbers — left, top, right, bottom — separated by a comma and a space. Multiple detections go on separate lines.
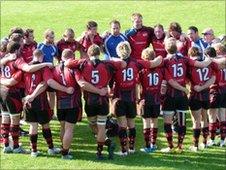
91, 70, 99, 84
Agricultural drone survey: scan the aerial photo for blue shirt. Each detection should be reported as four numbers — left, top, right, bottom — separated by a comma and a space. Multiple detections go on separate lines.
37, 42, 58, 63
104, 33, 127, 60
191, 38, 209, 58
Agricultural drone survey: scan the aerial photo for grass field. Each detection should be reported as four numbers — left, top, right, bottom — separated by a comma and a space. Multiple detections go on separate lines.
1, 1, 226, 170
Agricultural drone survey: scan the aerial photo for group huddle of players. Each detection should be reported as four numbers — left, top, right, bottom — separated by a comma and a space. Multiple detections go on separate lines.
0, 12, 225, 160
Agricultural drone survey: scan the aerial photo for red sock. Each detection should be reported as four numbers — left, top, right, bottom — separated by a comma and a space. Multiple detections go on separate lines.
1, 123, 10, 147
30, 134, 38, 152
220, 121, 226, 140
150, 128, 158, 146
10, 125, 20, 149
209, 122, 217, 140
164, 123, 173, 148
42, 128, 53, 149
143, 128, 150, 148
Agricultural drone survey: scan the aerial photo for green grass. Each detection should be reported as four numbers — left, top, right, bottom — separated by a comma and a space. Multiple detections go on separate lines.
1, 1, 226, 169
1, 118, 225, 170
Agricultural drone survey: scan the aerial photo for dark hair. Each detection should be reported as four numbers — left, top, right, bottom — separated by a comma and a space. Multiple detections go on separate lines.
188, 47, 201, 57
169, 22, 182, 34
8, 27, 24, 38
205, 47, 216, 58
24, 29, 34, 38
154, 24, 164, 30
87, 21, 98, 30
6, 41, 20, 53
188, 26, 198, 33
10, 33, 23, 43
109, 20, 121, 27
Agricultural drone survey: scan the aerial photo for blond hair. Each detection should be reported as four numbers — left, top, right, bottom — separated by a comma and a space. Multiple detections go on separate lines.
33, 49, 43, 57
164, 37, 177, 54
116, 41, 131, 59
44, 29, 54, 38
141, 48, 155, 60
87, 44, 100, 57
62, 49, 74, 60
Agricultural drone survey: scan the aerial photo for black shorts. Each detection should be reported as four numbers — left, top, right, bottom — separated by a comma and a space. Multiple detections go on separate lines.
85, 103, 109, 117
25, 109, 50, 124
219, 93, 226, 108
3, 89, 23, 114
209, 91, 221, 108
162, 96, 189, 111
115, 100, 137, 118
189, 98, 210, 111
57, 108, 79, 124
142, 102, 160, 118
47, 86, 55, 92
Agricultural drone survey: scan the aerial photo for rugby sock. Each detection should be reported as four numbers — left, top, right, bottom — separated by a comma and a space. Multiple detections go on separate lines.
118, 127, 127, 153
1, 123, 10, 147
10, 125, 20, 149
30, 134, 38, 152
97, 141, 104, 155
61, 148, 69, 156
193, 129, 201, 147
42, 128, 54, 149
150, 128, 158, 146
178, 126, 186, 149
202, 127, 209, 145
128, 128, 136, 150
209, 122, 217, 140
220, 121, 226, 141
104, 138, 111, 146
164, 123, 173, 148
143, 128, 150, 148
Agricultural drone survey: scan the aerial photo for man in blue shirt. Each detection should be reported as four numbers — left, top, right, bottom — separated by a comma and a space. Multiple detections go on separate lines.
37, 29, 58, 63
187, 26, 209, 59
104, 20, 127, 60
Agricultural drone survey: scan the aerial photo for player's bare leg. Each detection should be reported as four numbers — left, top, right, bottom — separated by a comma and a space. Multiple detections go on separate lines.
47, 92, 56, 119
207, 108, 218, 146
201, 109, 209, 148
61, 121, 74, 158
60, 121, 65, 143
87, 116, 97, 137
161, 112, 174, 153
218, 108, 226, 147
96, 115, 107, 160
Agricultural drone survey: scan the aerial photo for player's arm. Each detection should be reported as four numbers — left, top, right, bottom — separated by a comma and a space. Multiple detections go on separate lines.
213, 57, 226, 69
0, 54, 16, 66
77, 79, 107, 96
47, 79, 74, 94
106, 58, 127, 68
193, 57, 212, 68
149, 55, 163, 68
23, 81, 47, 103
1, 77, 19, 86
194, 75, 216, 92
20, 62, 53, 73
168, 79, 189, 94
